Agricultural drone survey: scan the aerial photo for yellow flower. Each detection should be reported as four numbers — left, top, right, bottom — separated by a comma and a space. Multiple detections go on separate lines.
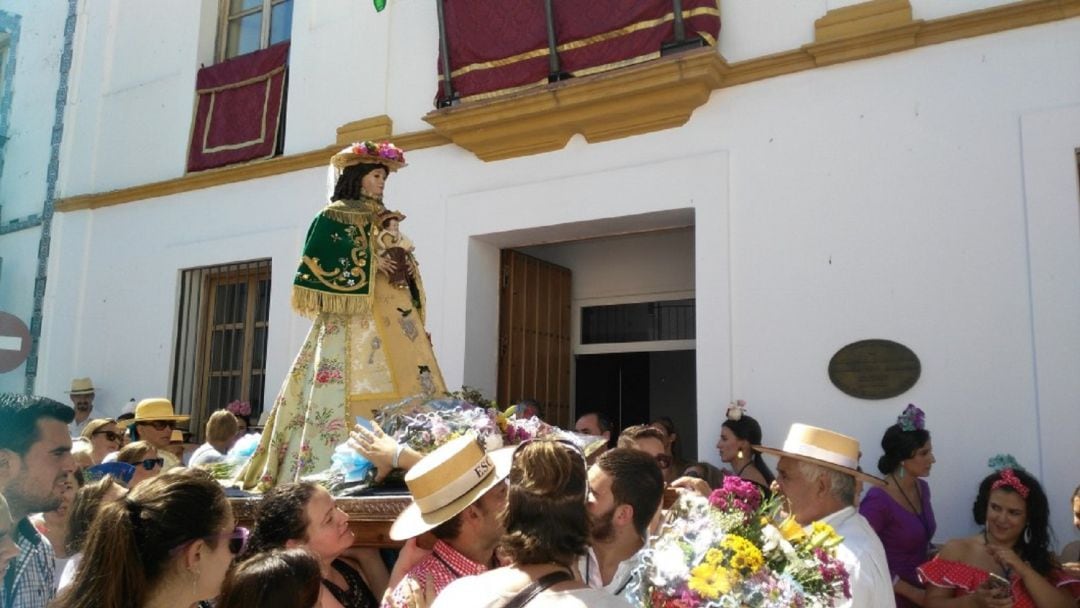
704, 548, 724, 565
778, 516, 806, 542
689, 563, 732, 600
809, 521, 844, 549
721, 535, 764, 574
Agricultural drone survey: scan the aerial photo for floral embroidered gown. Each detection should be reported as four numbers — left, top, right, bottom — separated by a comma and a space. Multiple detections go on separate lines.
239, 195, 446, 491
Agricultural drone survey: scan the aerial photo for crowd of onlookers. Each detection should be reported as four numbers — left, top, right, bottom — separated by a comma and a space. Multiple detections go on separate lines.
0, 383, 1078, 608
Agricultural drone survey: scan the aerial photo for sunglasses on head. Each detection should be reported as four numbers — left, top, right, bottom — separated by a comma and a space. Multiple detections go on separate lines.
172, 526, 249, 556
139, 458, 164, 470
140, 420, 176, 431
93, 430, 124, 442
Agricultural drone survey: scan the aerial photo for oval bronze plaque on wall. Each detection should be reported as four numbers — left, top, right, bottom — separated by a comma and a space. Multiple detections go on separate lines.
828, 339, 920, 400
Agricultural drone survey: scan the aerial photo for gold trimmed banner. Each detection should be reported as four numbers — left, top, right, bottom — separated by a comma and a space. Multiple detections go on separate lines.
437, 0, 720, 105
187, 42, 289, 172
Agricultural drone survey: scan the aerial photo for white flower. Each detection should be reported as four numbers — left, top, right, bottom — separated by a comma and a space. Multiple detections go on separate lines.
649, 541, 690, 587
482, 433, 504, 451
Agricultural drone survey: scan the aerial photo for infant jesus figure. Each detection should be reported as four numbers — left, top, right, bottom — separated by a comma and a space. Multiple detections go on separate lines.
376, 209, 416, 289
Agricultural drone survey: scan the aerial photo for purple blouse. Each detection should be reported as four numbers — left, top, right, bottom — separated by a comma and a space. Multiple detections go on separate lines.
859, 479, 936, 608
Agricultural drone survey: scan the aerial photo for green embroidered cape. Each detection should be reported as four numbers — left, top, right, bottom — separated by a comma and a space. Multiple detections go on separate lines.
292, 200, 378, 317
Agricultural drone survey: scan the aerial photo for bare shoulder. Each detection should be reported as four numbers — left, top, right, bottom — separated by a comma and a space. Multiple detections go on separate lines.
937, 536, 979, 561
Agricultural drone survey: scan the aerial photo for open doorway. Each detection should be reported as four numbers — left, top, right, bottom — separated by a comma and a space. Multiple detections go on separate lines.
512, 226, 697, 459
575, 349, 697, 461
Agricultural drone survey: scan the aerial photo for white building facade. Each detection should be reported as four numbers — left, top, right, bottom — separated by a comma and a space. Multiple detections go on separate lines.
0, 0, 75, 394
18, 0, 1080, 544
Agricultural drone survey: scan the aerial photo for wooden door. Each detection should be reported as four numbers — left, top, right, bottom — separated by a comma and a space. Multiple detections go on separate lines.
497, 250, 572, 428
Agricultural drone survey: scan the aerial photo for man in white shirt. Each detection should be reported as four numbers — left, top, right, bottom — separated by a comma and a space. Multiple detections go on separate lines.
579, 447, 665, 599
65, 378, 95, 437
758, 423, 895, 608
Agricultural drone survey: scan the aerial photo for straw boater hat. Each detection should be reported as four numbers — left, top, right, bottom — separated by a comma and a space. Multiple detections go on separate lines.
118, 398, 190, 428
67, 378, 95, 395
755, 423, 883, 485
330, 141, 407, 172
390, 434, 514, 541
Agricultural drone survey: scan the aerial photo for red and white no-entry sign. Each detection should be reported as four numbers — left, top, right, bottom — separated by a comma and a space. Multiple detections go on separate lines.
0, 312, 32, 373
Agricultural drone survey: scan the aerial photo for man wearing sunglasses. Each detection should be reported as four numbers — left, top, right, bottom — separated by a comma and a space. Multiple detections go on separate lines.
118, 398, 190, 472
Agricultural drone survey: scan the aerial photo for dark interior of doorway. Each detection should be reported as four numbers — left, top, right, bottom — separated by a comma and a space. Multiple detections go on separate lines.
575, 349, 697, 463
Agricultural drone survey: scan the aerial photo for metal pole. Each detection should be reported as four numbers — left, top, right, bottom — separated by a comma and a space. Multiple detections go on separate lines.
671, 0, 686, 42
435, 0, 455, 106
543, 0, 565, 81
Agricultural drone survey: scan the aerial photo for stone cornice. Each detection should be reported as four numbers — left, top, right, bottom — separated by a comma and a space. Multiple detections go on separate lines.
57, 0, 1080, 211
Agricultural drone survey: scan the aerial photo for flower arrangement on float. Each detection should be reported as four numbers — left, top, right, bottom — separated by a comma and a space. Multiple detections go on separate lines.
322, 388, 603, 493
627, 475, 852, 608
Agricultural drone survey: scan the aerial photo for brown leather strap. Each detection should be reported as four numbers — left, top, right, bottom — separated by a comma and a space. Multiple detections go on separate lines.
501, 570, 574, 608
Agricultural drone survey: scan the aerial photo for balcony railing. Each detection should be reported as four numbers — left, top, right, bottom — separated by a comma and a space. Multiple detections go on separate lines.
433, 0, 721, 107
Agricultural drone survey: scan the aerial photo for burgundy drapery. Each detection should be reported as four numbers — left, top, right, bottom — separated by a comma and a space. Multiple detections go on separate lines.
187, 42, 289, 172
435, 0, 720, 105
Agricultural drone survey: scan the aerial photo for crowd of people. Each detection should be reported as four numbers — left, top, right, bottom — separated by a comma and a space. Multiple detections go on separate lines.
1, 382, 1079, 607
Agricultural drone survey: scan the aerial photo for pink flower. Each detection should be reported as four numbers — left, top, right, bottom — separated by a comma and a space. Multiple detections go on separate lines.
315, 371, 331, 384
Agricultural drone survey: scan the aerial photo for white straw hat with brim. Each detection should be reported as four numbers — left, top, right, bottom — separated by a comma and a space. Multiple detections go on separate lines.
390, 434, 514, 541
67, 377, 95, 395
118, 398, 190, 428
754, 423, 884, 485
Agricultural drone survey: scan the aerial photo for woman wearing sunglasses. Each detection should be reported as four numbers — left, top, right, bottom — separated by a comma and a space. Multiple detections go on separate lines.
115, 440, 164, 488
80, 418, 123, 464
53, 470, 245, 608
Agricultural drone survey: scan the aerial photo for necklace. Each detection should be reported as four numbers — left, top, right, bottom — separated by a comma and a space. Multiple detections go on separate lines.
735, 459, 753, 477
890, 473, 921, 515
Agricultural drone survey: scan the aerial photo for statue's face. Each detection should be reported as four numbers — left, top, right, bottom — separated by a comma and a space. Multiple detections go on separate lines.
361, 167, 388, 197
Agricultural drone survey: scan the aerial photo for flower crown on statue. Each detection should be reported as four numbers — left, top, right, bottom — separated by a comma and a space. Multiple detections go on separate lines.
226, 400, 251, 417
330, 141, 407, 171
726, 399, 747, 421
897, 403, 925, 432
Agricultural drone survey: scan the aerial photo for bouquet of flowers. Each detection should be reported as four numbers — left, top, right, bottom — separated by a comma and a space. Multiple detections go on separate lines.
627, 476, 851, 608
375, 394, 505, 454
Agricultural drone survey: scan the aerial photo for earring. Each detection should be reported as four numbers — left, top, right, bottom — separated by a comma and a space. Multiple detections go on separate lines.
737, 449, 744, 460
190, 567, 200, 596
1023, 525, 1031, 544
897, 465, 905, 479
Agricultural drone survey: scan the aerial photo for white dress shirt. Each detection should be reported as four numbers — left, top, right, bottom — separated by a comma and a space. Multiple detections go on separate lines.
815, 506, 897, 608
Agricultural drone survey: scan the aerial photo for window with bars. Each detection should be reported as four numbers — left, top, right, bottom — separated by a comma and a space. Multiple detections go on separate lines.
580, 299, 695, 345
171, 260, 271, 439
218, 0, 293, 62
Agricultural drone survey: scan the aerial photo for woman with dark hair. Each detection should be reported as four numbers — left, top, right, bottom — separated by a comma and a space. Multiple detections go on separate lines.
649, 417, 686, 483
920, 463, 1080, 608
432, 440, 631, 607
52, 470, 244, 608
219, 548, 322, 608
240, 141, 446, 491
715, 401, 774, 497
860, 404, 937, 607
242, 482, 386, 607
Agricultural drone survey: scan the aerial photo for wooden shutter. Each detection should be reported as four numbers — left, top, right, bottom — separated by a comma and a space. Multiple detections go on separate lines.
497, 250, 572, 428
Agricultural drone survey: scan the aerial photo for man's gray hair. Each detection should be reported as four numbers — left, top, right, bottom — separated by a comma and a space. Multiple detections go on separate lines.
796, 460, 856, 506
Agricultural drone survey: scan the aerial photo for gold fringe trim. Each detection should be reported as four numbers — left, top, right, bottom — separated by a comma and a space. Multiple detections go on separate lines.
322, 205, 375, 225
291, 286, 373, 318
322, 197, 383, 225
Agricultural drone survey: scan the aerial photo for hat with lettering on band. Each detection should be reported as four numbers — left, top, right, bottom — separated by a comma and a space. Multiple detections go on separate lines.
754, 423, 883, 485
390, 434, 513, 541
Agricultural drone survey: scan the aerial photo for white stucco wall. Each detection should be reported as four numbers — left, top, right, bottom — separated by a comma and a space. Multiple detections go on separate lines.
0, 0, 68, 393
40, 2, 1080, 547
